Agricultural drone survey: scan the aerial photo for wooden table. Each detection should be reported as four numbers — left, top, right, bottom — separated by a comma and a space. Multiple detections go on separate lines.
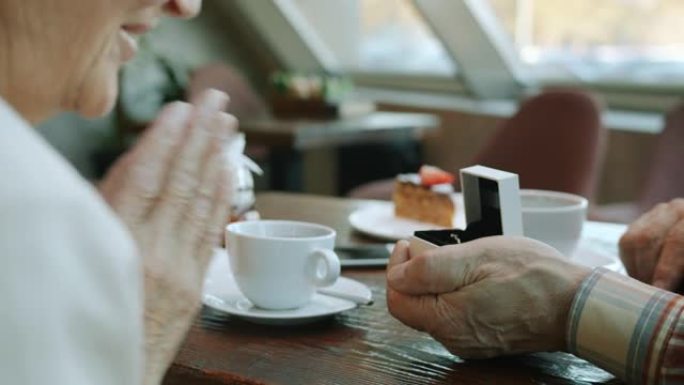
241, 112, 439, 195
163, 193, 622, 385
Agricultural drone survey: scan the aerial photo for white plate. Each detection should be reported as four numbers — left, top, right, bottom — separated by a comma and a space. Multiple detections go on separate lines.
203, 250, 371, 325
570, 221, 626, 273
349, 202, 626, 272
349, 197, 466, 241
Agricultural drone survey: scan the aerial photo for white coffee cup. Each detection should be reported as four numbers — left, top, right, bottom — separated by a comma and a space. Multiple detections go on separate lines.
520, 189, 588, 257
225, 220, 341, 310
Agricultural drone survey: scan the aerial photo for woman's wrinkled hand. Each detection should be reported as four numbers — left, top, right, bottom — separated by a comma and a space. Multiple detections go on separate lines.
619, 198, 684, 292
98, 89, 237, 383
386, 237, 590, 359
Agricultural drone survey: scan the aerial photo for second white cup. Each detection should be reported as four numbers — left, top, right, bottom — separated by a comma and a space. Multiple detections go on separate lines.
520, 189, 588, 257
225, 220, 341, 310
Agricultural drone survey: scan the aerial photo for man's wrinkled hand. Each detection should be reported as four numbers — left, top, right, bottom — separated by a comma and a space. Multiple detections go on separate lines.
386, 237, 590, 359
620, 198, 684, 292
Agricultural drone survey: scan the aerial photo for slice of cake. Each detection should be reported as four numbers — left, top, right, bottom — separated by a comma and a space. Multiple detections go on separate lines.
393, 165, 456, 227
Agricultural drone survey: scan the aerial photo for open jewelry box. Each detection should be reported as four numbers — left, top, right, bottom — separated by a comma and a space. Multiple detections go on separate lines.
409, 165, 524, 256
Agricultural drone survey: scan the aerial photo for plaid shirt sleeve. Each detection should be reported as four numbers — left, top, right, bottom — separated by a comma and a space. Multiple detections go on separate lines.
567, 267, 684, 385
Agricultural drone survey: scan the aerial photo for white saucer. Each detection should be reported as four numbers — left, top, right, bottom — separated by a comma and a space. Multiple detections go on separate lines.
349, 196, 466, 241
202, 249, 371, 325
571, 221, 626, 273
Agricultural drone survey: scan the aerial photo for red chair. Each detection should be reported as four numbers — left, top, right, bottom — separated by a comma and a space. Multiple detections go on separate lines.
638, 104, 684, 211
186, 63, 272, 162
186, 63, 268, 120
472, 90, 606, 198
348, 90, 606, 201
592, 104, 684, 222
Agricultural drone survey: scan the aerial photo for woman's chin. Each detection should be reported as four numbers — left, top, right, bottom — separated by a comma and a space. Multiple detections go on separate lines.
79, 98, 117, 118
76, 81, 119, 118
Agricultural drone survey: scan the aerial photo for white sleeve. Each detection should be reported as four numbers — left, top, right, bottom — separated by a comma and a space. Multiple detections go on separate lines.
0, 190, 143, 385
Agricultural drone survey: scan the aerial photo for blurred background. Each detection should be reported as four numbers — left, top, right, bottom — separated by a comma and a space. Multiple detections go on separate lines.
38, 0, 684, 222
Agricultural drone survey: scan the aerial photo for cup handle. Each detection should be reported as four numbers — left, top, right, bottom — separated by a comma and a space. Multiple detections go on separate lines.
307, 249, 341, 287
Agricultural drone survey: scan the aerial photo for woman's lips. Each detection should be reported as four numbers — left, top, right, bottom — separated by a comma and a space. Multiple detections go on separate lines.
118, 29, 139, 63
118, 22, 157, 63
122, 24, 154, 35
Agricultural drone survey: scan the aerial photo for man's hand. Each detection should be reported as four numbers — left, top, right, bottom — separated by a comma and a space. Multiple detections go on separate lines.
619, 198, 684, 291
99, 89, 237, 384
386, 237, 590, 359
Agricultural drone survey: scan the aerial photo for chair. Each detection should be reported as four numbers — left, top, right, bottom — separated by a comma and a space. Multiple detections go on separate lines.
186, 63, 271, 167
186, 63, 268, 121
348, 90, 606, 201
591, 104, 684, 222
471, 90, 606, 198
638, 104, 684, 211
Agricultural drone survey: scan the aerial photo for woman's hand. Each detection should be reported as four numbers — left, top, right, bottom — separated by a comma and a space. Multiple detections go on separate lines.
386, 237, 590, 359
99, 89, 237, 384
619, 198, 684, 292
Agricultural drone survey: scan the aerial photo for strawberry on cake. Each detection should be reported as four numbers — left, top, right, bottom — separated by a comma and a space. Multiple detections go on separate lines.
393, 165, 456, 227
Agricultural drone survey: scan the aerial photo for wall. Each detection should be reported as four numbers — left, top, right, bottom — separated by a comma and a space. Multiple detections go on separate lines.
145, 3, 261, 79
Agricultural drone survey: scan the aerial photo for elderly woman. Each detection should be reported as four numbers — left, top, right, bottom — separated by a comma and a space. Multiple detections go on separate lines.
0, 1, 234, 384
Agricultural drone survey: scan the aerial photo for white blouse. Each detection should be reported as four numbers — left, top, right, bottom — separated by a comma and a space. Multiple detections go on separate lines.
0, 99, 143, 384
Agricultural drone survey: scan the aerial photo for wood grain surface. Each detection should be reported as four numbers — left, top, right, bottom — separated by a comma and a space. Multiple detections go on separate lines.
163, 193, 622, 385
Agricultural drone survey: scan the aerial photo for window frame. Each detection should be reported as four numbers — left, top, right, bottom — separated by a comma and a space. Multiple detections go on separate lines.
469, 0, 684, 111
223, 0, 683, 113
227, 0, 468, 94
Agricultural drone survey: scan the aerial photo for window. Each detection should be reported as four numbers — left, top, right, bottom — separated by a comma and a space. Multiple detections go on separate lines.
288, 0, 457, 76
485, 0, 684, 85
